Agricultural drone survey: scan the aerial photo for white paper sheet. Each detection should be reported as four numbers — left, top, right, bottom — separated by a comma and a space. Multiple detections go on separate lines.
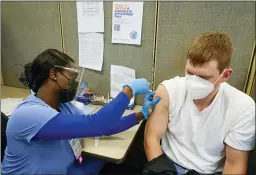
1, 98, 23, 116
95, 137, 100, 146
112, 2, 144, 45
78, 33, 104, 71
111, 65, 135, 105
76, 1, 104, 32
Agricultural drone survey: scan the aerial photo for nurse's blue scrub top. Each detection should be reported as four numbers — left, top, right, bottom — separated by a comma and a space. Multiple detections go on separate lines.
1, 94, 104, 174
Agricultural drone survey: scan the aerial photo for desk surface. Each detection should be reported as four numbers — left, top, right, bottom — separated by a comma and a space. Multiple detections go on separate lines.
81, 105, 142, 163
1, 86, 30, 99
1, 86, 30, 116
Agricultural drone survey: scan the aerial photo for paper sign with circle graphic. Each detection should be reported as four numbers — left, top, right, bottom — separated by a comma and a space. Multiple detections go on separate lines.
112, 2, 143, 45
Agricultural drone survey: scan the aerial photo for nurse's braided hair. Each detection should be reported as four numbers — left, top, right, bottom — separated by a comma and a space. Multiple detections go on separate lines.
19, 49, 74, 93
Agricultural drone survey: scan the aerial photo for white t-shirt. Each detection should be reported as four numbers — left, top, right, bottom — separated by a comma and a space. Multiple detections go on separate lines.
161, 76, 255, 174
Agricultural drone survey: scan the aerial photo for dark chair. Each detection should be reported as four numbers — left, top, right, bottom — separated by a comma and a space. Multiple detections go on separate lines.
247, 149, 256, 175
100, 120, 147, 174
1, 112, 9, 161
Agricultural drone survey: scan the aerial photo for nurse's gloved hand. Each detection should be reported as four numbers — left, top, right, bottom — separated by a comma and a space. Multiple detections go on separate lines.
141, 92, 161, 119
123, 78, 151, 95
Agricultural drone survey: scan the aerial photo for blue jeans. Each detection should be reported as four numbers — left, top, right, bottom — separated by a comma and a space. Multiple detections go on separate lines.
168, 158, 222, 175
168, 158, 189, 175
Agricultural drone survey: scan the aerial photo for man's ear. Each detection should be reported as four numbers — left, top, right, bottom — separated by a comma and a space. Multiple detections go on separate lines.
222, 68, 232, 82
49, 69, 56, 81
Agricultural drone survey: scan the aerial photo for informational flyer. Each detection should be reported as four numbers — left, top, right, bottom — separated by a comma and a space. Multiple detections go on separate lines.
78, 33, 104, 71
76, 1, 104, 32
110, 65, 135, 106
112, 2, 144, 45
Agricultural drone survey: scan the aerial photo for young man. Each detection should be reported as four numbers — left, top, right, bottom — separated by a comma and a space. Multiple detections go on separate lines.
143, 32, 255, 174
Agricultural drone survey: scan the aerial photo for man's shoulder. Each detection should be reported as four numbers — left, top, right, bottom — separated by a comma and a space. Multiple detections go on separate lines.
222, 83, 255, 106
157, 76, 187, 113
161, 76, 186, 88
221, 83, 255, 114
160, 76, 187, 98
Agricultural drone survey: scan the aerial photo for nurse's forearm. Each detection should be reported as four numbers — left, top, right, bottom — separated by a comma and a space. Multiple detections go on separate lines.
104, 113, 143, 136
34, 91, 131, 140
92, 88, 132, 122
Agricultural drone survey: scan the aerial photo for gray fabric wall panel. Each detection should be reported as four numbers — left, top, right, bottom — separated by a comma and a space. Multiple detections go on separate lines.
2, 1, 254, 101
61, 2, 156, 105
1, 2, 62, 88
154, 2, 255, 91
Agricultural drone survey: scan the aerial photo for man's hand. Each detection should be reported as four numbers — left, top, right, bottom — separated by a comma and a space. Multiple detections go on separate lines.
144, 84, 169, 161
223, 144, 249, 174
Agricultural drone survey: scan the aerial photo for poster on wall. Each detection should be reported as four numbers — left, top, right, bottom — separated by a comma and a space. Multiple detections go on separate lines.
111, 2, 144, 45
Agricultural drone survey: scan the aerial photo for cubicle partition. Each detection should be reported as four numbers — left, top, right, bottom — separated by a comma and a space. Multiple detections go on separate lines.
1, 2, 62, 88
1, 1, 255, 105
154, 1, 255, 91
60, 2, 157, 104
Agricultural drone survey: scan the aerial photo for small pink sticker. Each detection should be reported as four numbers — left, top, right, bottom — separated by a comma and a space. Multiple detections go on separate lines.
78, 155, 83, 164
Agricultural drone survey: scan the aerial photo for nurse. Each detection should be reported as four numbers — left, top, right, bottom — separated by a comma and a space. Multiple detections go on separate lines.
1, 49, 160, 174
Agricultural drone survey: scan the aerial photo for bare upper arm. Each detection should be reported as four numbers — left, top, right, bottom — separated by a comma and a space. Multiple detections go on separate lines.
223, 143, 249, 173
225, 144, 249, 164
145, 84, 170, 140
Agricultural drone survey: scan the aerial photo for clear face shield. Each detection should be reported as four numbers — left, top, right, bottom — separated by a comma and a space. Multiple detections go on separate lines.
54, 65, 83, 103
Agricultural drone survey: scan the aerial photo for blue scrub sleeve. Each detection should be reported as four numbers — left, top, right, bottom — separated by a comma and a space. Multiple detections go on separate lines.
104, 113, 139, 136
34, 92, 138, 140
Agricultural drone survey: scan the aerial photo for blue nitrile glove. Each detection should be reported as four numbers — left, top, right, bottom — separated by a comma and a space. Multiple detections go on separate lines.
123, 78, 151, 95
141, 92, 161, 119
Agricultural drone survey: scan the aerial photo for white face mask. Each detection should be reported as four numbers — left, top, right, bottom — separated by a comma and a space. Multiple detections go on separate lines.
185, 69, 226, 100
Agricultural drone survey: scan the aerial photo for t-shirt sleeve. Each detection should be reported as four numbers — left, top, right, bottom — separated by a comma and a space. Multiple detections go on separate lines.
224, 100, 256, 151
8, 103, 59, 143
160, 76, 187, 115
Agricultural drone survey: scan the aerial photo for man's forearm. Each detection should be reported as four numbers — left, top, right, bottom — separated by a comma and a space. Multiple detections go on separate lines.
144, 137, 163, 161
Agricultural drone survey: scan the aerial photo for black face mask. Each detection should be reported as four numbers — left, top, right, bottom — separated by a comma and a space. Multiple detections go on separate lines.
56, 71, 79, 103
59, 80, 79, 103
